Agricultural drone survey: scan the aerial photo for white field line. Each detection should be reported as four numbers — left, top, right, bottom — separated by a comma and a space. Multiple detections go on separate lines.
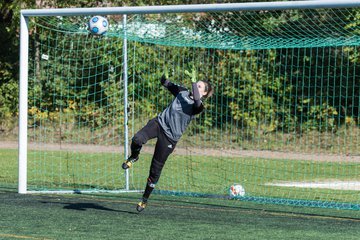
266, 181, 360, 190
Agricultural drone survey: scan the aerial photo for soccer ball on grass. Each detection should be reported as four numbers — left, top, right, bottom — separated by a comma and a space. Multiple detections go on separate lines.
229, 184, 245, 197
88, 16, 109, 35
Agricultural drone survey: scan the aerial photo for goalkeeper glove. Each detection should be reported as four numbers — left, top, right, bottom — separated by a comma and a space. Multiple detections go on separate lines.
161, 68, 169, 85
184, 67, 197, 83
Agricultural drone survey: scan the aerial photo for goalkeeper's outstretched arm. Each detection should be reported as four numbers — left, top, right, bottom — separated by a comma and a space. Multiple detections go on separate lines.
160, 73, 187, 97
191, 82, 204, 114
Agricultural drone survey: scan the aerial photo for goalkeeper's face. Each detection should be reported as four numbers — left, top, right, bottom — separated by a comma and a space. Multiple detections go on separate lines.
197, 81, 208, 98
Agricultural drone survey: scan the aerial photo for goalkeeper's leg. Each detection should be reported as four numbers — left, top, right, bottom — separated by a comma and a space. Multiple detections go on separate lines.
136, 132, 176, 212
122, 118, 158, 170
136, 177, 155, 212
122, 140, 141, 170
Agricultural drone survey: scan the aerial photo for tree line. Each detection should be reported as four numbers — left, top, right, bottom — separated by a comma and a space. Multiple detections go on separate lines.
1, 0, 360, 139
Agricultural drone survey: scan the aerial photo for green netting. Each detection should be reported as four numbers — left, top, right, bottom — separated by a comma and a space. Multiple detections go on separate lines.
26, 7, 360, 210
39, 8, 360, 49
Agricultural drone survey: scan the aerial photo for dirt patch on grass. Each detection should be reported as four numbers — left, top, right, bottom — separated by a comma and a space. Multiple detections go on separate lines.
2, 140, 360, 162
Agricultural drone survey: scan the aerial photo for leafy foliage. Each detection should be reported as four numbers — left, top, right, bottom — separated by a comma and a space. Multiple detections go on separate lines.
1, 1, 360, 145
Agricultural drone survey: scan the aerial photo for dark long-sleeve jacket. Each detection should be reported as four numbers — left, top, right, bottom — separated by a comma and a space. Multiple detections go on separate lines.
157, 78, 204, 141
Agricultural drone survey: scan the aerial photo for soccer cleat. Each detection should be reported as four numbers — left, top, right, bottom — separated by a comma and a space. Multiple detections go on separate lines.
136, 199, 147, 212
122, 156, 139, 170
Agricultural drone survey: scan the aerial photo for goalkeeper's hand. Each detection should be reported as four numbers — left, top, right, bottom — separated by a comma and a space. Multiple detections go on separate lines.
184, 67, 197, 83
161, 68, 169, 85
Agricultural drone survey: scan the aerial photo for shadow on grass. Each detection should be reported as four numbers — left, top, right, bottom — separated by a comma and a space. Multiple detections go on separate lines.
40, 201, 138, 214
87, 193, 360, 222
3, 186, 358, 221
64, 202, 119, 211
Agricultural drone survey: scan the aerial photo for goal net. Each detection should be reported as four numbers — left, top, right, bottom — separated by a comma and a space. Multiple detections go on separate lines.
19, 1, 360, 210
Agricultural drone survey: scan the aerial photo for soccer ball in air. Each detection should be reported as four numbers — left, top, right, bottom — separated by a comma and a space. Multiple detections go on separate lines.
88, 16, 109, 35
229, 184, 245, 197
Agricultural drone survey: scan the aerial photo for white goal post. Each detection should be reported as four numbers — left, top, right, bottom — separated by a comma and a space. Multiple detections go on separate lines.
19, 0, 360, 194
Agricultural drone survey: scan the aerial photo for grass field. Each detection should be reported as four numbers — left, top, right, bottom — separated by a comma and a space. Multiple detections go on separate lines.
0, 188, 360, 240
1, 148, 360, 239
2, 148, 360, 205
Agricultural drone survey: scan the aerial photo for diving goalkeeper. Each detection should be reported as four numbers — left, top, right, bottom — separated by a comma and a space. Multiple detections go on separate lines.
122, 69, 213, 212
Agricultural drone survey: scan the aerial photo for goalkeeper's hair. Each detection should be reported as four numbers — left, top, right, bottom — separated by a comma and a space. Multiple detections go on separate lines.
202, 80, 214, 99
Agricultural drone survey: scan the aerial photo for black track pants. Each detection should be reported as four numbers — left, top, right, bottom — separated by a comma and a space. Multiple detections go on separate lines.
130, 117, 177, 185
